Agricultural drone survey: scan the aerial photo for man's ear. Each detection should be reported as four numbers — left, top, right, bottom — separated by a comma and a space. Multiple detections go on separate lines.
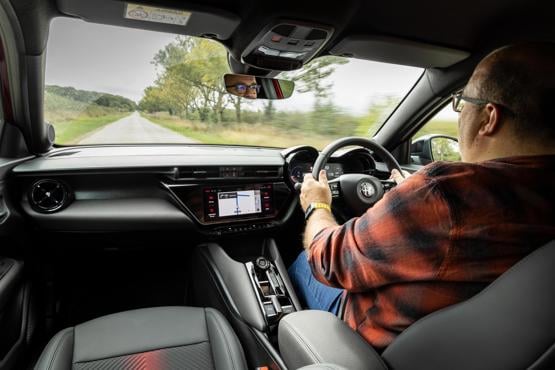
478, 103, 502, 136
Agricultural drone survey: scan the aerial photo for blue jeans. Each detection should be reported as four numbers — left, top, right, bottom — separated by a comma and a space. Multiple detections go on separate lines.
288, 251, 344, 315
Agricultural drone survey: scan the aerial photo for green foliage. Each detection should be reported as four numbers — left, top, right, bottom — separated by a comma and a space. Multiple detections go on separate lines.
45, 86, 134, 144
138, 86, 170, 113
140, 38, 350, 125
140, 37, 230, 121
136, 37, 410, 148
46, 85, 137, 111
95, 94, 137, 111
54, 114, 129, 145
431, 137, 461, 162
356, 96, 398, 136
283, 56, 349, 101
414, 119, 458, 139
46, 85, 103, 103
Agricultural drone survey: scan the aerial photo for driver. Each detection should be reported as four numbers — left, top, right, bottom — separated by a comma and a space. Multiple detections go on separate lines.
225, 74, 260, 99
289, 42, 555, 350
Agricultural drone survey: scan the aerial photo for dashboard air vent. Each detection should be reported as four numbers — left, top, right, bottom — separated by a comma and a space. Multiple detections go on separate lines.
241, 166, 281, 178
173, 166, 281, 179
29, 179, 71, 213
177, 167, 220, 179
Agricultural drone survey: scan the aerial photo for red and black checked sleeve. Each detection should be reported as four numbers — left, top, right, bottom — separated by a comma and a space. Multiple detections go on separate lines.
307, 171, 453, 292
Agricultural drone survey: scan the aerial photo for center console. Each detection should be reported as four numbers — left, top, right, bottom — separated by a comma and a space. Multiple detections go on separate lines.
203, 183, 275, 222
246, 256, 296, 325
192, 238, 301, 369
164, 181, 296, 236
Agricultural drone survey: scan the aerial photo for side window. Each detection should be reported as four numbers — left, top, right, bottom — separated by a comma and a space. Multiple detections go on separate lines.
410, 104, 461, 165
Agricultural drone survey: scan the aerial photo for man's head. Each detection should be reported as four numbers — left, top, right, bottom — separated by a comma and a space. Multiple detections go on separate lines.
225, 74, 259, 99
457, 42, 555, 162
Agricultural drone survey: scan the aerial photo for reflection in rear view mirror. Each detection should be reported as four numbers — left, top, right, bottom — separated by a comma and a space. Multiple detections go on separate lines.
224, 74, 294, 100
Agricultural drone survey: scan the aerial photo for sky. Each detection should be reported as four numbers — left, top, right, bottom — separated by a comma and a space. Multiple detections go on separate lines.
46, 17, 458, 119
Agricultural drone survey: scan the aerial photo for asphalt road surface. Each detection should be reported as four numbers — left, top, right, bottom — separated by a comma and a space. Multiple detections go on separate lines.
78, 112, 198, 144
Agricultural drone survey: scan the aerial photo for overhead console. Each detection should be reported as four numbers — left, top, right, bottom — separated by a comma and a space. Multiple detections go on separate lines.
242, 21, 333, 71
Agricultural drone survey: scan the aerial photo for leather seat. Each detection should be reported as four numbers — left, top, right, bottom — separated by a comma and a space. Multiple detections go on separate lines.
279, 240, 555, 370
35, 306, 247, 370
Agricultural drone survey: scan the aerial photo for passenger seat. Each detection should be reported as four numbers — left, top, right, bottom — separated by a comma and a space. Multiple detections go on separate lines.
34, 306, 247, 370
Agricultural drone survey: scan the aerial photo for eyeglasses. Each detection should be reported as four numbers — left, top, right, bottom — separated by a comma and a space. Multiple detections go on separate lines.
451, 91, 490, 112
226, 83, 261, 93
451, 90, 514, 116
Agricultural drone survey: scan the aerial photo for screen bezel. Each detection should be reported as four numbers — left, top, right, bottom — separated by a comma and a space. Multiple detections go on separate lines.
203, 183, 274, 223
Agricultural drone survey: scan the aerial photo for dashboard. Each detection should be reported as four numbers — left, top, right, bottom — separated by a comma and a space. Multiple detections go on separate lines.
9, 144, 387, 236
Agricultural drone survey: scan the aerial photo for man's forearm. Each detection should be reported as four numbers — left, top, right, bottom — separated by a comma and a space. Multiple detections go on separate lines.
303, 209, 338, 251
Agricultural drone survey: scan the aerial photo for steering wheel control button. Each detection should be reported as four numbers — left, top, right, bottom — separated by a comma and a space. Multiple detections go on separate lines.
329, 182, 341, 197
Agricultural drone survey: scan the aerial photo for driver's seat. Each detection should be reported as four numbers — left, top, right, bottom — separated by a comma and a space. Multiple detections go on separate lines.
279, 240, 555, 370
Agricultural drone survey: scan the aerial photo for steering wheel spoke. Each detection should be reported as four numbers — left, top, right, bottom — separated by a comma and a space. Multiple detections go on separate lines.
380, 179, 397, 192
311, 137, 404, 217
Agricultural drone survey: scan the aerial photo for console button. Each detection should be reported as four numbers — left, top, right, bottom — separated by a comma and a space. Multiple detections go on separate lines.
264, 302, 276, 316
282, 305, 295, 314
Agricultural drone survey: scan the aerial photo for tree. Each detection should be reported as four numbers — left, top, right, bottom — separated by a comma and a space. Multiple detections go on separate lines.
144, 37, 232, 123
139, 86, 170, 113
263, 100, 275, 121
152, 36, 197, 70
95, 94, 137, 111
285, 56, 349, 101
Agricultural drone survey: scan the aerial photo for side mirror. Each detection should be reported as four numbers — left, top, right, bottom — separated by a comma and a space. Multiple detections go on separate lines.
224, 73, 294, 100
411, 135, 460, 165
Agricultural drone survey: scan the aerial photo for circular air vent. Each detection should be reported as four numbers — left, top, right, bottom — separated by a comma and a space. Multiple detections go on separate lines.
29, 179, 71, 213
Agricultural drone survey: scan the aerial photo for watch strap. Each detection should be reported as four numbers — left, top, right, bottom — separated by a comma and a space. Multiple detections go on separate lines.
305, 202, 331, 220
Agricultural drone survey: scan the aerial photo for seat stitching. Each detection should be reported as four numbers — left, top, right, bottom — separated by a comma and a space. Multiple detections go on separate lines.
281, 320, 322, 363
47, 329, 72, 370
206, 309, 236, 370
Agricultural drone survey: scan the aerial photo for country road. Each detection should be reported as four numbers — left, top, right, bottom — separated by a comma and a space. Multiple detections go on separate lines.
78, 112, 198, 144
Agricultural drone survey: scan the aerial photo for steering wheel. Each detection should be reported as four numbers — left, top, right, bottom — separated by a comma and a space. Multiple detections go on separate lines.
312, 137, 405, 216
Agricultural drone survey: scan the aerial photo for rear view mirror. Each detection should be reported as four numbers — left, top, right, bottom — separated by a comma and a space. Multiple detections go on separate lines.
224, 74, 294, 100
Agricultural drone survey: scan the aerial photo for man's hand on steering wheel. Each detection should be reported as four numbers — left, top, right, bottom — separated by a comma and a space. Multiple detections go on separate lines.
390, 169, 411, 185
300, 170, 332, 212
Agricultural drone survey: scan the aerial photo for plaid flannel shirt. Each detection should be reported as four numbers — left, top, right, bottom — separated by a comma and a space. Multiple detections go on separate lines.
308, 155, 555, 350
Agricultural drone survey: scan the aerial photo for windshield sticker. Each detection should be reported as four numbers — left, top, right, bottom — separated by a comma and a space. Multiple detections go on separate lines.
125, 4, 191, 26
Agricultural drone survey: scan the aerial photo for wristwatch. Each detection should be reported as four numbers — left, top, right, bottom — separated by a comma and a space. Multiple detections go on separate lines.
304, 202, 331, 220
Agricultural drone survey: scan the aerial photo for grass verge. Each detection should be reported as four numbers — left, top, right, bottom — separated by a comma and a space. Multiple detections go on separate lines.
52, 113, 130, 145
143, 113, 337, 149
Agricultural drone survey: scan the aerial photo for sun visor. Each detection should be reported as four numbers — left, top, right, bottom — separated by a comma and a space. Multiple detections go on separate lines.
56, 0, 240, 40
330, 36, 470, 68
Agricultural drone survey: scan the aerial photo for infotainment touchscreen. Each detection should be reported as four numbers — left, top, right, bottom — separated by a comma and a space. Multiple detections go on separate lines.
204, 184, 274, 221
217, 190, 261, 217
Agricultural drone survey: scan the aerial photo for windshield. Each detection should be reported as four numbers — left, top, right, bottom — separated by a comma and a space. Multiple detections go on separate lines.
45, 18, 423, 149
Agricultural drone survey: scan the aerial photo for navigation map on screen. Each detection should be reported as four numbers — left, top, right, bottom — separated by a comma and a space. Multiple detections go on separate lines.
217, 190, 262, 217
